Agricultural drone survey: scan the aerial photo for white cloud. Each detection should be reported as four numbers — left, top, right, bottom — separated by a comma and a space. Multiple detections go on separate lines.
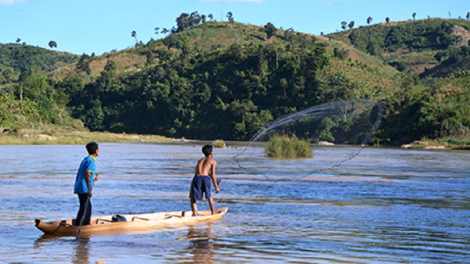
0, 0, 29, 6
196, 0, 266, 3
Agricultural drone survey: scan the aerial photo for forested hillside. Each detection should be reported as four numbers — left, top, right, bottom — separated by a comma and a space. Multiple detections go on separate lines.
0, 44, 79, 75
1, 14, 470, 145
329, 18, 470, 76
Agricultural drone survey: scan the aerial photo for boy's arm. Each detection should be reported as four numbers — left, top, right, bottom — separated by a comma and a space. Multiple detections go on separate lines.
210, 160, 220, 193
85, 171, 92, 198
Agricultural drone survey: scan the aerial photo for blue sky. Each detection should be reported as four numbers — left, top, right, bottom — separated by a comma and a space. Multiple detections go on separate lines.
1, 0, 468, 55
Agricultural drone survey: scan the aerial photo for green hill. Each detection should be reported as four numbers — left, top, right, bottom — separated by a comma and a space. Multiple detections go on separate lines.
1, 17, 470, 146
328, 18, 470, 76
0, 43, 79, 74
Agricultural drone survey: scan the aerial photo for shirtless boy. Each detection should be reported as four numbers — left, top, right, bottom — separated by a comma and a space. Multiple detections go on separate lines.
190, 144, 220, 216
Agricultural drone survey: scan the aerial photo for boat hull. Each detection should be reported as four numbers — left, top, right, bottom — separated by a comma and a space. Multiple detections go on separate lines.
35, 207, 228, 237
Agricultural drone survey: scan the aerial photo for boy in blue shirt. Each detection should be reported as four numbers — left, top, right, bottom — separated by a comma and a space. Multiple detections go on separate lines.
74, 142, 99, 226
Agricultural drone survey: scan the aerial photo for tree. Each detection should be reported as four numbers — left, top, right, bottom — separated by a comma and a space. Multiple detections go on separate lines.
161, 28, 169, 35
434, 51, 445, 62
264, 22, 277, 38
341, 21, 347, 30
386, 17, 390, 24
208, 13, 213, 21
227, 11, 234, 23
348, 21, 355, 30
76, 54, 91, 75
48, 40, 57, 49
154, 27, 160, 37
191, 11, 202, 25
131, 30, 138, 45
176, 13, 190, 32
1, 67, 16, 84
104, 60, 117, 72
16, 38, 21, 44
367, 17, 373, 25
412, 12, 416, 20
467, 12, 470, 20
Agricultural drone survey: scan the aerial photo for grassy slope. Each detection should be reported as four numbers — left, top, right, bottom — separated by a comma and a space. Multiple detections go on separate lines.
328, 18, 470, 75
49, 21, 402, 99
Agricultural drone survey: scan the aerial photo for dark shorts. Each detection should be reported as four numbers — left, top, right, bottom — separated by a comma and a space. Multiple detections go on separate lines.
190, 175, 212, 200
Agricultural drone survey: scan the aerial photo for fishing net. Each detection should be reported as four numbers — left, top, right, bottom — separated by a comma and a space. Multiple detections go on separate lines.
233, 99, 384, 180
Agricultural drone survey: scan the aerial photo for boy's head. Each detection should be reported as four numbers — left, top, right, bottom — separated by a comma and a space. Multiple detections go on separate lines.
86, 142, 99, 155
202, 145, 213, 157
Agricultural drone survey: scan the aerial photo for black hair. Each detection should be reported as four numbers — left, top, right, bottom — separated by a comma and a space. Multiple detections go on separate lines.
86, 142, 99, 155
202, 145, 213, 157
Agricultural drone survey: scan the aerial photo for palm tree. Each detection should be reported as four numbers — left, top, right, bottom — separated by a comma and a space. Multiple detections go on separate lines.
155, 27, 160, 37
412, 12, 416, 20
466, 12, 469, 20
386, 17, 390, 24
131, 30, 138, 44
367, 16, 373, 25
341, 21, 347, 30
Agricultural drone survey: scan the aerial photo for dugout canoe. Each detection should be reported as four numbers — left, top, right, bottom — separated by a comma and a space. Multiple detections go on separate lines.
35, 207, 228, 237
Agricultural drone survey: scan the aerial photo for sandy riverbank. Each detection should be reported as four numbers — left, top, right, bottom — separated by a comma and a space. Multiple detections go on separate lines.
0, 129, 181, 145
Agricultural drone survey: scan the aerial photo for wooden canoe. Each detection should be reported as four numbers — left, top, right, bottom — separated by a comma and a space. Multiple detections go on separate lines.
35, 207, 228, 237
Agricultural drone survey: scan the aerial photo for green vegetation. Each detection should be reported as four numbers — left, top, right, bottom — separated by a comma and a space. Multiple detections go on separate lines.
0, 43, 78, 74
2, 14, 470, 148
212, 139, 226, 148
329, 18, 470, 75
58, 21, 328, 141
265, 134, 313, 159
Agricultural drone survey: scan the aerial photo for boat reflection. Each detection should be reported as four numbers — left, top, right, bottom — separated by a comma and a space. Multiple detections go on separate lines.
34, 234, 92, 264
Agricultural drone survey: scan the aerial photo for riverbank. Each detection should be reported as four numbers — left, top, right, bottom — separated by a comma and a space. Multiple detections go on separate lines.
0, 128, 179, 145
401, 137, 470, 150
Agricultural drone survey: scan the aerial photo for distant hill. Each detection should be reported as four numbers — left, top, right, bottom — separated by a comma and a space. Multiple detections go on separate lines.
2, 18, 470, 145
328, 18, 470, 76
0, 43, 79, 73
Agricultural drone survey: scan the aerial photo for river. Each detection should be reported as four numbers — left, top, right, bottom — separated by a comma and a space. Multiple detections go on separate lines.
0, 143, 469, 263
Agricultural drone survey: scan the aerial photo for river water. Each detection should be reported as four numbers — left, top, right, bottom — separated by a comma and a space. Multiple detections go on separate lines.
0, 143, 469, 263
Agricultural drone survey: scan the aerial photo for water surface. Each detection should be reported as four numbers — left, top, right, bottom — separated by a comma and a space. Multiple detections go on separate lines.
0, 143, 469, 263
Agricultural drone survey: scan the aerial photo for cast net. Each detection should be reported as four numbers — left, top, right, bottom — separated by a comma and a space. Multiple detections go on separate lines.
233, 99, 383, 180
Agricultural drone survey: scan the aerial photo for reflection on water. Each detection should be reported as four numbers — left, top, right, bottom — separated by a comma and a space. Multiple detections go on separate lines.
0, 143, 469, 263
72, 238, 91, 264
187, 223, 217, 264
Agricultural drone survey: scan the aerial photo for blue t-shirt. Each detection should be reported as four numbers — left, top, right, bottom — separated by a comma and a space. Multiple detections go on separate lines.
74, 155, 96, 194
